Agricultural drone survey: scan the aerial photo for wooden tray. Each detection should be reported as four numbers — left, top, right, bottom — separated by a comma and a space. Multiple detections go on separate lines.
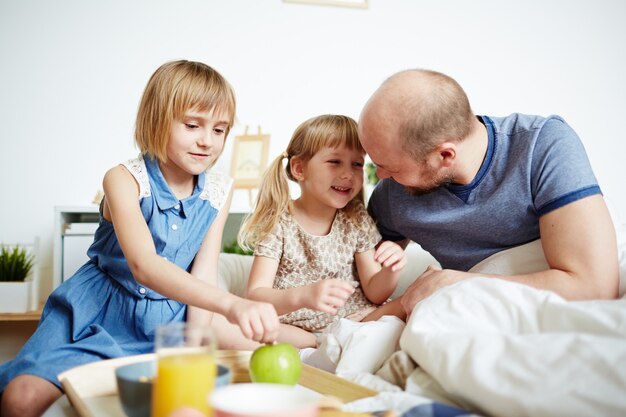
58, 350, 379, 417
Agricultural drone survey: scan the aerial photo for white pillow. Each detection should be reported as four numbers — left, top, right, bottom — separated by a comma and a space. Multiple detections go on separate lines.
469, 239, 548, 276
218, 243, 438, 301
217, 227, 626, 300
615, 222, 626, 298
469, 237, 626, 299
217, 253, 253, 297
390, 242, 440, 300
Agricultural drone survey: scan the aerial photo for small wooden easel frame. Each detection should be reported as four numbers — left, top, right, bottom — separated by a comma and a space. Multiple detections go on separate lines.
230, 126, 270, 206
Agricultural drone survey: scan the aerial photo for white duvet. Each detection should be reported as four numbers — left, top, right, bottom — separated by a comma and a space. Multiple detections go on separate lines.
400, 278, 626, 417
218, 218, 626, 416
330, 229, 626, 417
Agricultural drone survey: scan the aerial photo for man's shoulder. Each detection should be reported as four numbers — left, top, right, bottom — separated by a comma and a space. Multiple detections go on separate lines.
487, 113, 567, 136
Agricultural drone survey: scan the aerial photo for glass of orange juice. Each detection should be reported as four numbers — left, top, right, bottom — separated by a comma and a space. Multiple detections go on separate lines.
151, 322, 217, 417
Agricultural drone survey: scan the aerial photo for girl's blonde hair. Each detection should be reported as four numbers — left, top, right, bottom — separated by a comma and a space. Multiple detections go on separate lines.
238, 114, 364, 251
135, 60, 236, 163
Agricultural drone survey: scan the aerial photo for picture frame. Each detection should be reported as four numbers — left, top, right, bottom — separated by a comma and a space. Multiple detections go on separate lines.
230, 126, 270, 189
283, 0, 368, 9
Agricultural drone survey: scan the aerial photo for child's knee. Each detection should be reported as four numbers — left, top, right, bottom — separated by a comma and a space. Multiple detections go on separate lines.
2, 375, 61, 417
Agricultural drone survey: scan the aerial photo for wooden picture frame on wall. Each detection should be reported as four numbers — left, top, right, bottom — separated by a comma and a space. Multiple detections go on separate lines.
230, 126, 270, 189
283, 0, 368, 9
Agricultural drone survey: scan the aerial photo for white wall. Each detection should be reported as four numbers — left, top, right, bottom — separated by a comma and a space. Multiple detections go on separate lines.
1, 0, 625, 302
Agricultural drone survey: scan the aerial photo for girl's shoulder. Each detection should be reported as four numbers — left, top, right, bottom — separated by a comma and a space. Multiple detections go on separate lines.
200, 168, 233, 211
119, 155, 233, 209
338, 200, 376, 232
340, 200, 369, 221
121, 154, 151, 199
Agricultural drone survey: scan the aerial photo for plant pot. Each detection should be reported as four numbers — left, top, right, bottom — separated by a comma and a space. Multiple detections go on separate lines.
0, 237, 40, 313
0, 279, 33, 313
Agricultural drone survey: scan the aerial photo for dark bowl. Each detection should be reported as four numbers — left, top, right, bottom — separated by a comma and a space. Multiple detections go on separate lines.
115, 360, 232, 417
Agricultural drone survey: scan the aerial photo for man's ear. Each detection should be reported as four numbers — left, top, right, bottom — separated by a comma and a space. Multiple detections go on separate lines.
290, 157, 305, 180
435, 142, 457, 168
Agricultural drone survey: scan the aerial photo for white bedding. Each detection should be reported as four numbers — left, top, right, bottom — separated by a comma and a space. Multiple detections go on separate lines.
218, 220, 626, 417
400, 278, 626, 417
316, 229, 626, 417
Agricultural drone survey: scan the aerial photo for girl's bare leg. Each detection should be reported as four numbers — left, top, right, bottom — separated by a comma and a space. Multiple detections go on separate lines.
361, 298, 407, 322
211, 313, 262, 351
275, 324, 316, 348
211, 314, 316, 350
1, 375, 62, 417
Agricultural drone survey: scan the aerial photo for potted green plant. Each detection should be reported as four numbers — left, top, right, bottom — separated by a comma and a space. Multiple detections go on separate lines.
0, 240, 39, 313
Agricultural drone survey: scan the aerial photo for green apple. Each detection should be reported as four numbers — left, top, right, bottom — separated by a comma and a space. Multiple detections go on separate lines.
249, 342, 302, 385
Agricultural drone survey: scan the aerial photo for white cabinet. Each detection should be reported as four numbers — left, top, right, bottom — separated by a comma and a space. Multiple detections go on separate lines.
62, 224, 98, 281
52, 206, 99, 289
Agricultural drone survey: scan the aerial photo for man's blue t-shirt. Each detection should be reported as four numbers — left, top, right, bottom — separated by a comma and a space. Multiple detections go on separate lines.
368, 114, 601, 271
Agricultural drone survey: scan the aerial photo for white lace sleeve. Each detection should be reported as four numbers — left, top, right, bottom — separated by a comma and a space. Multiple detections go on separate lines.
201, 169, 233, 211
122, 154, 151, 199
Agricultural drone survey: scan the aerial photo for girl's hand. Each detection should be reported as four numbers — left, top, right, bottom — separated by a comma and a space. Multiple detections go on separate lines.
305, 279, 355, 314
374, 240, 407, 272
226, 298, 279, 344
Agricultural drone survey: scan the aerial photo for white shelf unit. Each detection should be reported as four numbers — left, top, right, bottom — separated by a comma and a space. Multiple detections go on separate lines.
52, 206, 99, 290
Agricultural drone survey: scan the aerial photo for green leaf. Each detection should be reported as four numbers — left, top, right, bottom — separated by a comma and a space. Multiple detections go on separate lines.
365, 162, 379, 185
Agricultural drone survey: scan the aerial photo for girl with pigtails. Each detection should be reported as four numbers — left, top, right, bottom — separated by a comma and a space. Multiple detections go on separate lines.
238, 114, 407, 348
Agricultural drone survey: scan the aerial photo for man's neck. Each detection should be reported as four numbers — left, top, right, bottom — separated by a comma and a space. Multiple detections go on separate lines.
454, 118, 489, 185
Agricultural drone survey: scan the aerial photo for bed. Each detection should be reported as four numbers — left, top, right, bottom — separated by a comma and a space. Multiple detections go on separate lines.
42, 219, 626, 417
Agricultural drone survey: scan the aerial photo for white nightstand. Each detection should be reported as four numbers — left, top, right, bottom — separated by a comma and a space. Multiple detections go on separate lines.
52, 206, 99, 290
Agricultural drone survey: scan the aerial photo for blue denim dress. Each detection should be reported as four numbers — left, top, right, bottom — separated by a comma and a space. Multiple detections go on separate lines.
0, 154, 232, 390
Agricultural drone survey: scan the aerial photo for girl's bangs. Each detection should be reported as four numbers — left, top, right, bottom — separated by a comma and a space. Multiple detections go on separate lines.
304, 116, 363, 156
171, 76, 235, 125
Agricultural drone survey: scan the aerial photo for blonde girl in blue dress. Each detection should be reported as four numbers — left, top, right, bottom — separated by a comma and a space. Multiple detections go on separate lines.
0, 60, 279, 417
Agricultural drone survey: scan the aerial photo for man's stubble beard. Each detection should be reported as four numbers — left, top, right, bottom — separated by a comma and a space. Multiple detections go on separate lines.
403, 169, 455, 197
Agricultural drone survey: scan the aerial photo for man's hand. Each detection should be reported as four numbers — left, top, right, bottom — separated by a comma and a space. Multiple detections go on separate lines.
401, 266, 476, 316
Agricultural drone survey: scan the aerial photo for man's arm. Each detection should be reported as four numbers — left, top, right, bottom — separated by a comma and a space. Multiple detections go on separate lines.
400, 195, 619, 314
532, 194, 618, 299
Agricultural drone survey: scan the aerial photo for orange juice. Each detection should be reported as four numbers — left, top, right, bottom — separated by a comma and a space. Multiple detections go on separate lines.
151, 352, 217, 417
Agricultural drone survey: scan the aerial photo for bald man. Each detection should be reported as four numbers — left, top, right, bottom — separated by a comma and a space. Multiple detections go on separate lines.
359, 69, 618, 315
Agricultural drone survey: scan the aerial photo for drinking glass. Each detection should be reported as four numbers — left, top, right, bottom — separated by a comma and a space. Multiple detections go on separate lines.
151, 322, 217, 417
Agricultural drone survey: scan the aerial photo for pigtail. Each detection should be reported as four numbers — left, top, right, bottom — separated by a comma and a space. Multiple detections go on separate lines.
238, 153, 291, 251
